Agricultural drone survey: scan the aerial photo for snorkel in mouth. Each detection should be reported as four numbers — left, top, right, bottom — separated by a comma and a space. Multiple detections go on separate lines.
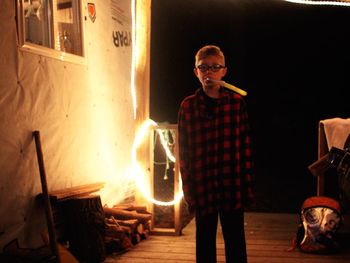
205, 78, 248, 96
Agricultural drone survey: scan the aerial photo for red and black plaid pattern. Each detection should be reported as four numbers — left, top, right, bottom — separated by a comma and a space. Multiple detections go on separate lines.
178, 88, 254, 216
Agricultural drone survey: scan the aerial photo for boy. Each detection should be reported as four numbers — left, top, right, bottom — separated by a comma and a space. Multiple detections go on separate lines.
178, 45, 255, 263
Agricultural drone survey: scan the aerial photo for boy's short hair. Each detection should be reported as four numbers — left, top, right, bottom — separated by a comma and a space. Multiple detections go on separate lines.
195, 45, 225, 67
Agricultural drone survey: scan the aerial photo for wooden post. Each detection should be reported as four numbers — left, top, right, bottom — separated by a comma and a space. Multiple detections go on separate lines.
173, 125, 181, 235
33, 130, 60, 262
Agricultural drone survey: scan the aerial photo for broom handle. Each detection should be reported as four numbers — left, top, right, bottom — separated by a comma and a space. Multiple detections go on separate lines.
33, 131, 60, 262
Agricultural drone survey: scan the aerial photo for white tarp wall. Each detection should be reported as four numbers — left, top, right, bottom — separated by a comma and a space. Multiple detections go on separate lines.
0, 0, 151, 250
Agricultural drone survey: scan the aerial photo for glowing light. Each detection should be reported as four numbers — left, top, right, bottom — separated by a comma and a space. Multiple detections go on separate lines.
131, 119, 183, 206
283, 0, 350, 6
131, 0, 137, 119
156, 129, 176, 162
130, 2, 182, 206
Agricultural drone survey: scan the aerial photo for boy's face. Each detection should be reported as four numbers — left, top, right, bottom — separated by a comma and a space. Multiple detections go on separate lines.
194, 55, 227, 90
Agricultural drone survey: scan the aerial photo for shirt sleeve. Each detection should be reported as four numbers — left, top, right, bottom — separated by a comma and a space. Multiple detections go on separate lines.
177, 102, 196, 207
239, 99, 255, 206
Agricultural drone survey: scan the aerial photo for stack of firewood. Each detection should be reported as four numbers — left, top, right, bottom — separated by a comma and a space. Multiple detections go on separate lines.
36, 183, 153, 261
103, 205, 152, 254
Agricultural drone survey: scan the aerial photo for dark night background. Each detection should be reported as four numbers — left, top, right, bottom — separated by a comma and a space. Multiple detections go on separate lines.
149, 0, 350, 213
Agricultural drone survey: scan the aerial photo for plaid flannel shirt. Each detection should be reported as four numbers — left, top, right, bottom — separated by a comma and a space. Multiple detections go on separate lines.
178, 88, 254, 216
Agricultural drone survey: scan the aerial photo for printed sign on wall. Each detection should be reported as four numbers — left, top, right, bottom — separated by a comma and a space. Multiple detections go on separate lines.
111, 0, 132, 48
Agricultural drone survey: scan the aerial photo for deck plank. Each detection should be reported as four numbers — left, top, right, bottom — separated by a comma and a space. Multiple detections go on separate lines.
105, 212, 350, 262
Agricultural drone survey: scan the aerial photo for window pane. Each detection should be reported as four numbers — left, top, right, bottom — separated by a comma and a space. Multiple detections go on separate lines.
56, 0, 83, 56
24, 0, 53, 48
21, 0, 84, 58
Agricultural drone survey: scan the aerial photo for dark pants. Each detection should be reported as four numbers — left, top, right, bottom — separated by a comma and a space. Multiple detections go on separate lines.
195, 209, 247, 263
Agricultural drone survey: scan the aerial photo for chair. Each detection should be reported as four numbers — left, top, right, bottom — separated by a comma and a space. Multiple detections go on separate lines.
317, 118, 350, 196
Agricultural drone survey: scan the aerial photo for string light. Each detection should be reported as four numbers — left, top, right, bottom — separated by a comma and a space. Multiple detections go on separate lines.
156, 129, 176, 163
283, 0, 350, 6
131, 119, 183, 206
155, 129, 176, 180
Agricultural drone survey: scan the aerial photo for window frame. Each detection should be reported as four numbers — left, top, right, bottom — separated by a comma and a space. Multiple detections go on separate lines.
16, 0, 87, 65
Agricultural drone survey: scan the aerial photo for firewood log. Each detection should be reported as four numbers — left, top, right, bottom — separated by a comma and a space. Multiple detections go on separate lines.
140, 229, 150, 240
116, 219, 139, 230
131, 233, 141, 245
121, 236, 132, 250
112, 204, 150, 214
105, 222, 132, 235
104, 232, 132, 250
58, 196, 106, 263
104, 237, 122, 254
103, 207, 152, 223
136, 222, 144, 235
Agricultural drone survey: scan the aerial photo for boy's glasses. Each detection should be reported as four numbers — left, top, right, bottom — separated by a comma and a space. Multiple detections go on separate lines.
197, 64, 225, 72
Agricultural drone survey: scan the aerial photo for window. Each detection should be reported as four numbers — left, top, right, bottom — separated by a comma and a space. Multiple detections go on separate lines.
17, 0, 85, 63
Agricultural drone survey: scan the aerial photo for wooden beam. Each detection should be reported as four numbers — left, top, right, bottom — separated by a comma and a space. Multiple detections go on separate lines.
48, 182, 105, 201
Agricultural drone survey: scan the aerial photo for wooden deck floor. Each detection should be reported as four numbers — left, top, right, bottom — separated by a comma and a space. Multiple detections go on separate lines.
105, 212, 350, 263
